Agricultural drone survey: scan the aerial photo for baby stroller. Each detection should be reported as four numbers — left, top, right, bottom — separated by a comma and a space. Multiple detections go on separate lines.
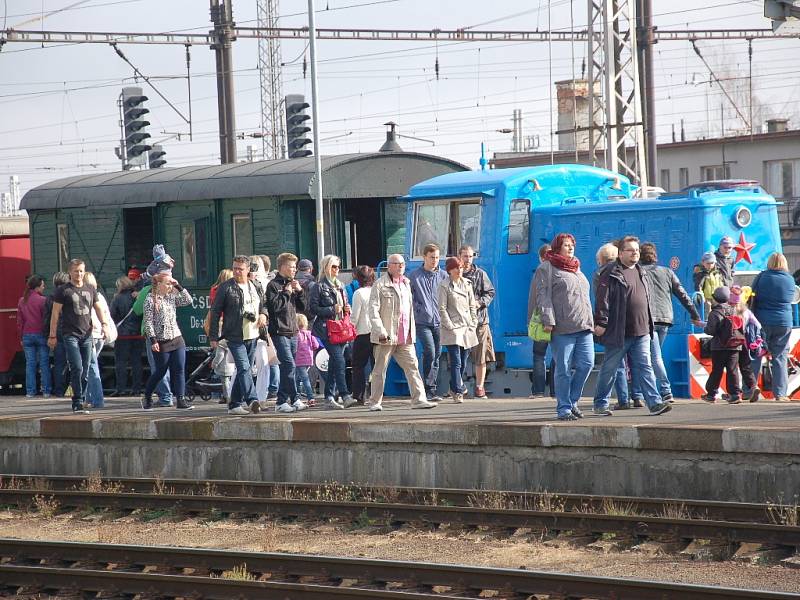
185, 349, 225, 402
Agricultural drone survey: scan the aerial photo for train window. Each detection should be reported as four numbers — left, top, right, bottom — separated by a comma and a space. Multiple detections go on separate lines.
413, 203, 449, 257
232, 213, 253, 257
57, 223, 69, 271
453, 201, 481, 254
507, 199, 530, 254
182, 224, 196, 280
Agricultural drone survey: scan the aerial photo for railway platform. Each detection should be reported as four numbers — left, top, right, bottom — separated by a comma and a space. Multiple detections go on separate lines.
0, 395, 797, 504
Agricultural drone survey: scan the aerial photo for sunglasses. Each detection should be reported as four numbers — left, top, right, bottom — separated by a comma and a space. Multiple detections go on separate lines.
331, 265, 340, 270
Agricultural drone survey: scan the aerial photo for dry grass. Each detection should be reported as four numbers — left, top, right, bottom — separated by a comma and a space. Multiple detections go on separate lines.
600, 498, 640, 517
466, 490, 566, 513
81, 472, 125, 494
214, 563, 256, 581
660, 503, 692, 520
32, 494, 60, 518
151, 475, 175, 496
767, 496, 799, 527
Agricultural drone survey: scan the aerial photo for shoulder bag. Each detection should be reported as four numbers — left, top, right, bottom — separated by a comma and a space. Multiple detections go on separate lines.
528, 262, 553, 342
327, 313, 357, 344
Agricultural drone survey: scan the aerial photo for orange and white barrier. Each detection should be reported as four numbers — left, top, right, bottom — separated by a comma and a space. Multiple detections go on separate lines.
688, 332, 800, 399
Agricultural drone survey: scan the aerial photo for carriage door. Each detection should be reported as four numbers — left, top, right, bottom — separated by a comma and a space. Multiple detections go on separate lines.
504, 198, 532, 351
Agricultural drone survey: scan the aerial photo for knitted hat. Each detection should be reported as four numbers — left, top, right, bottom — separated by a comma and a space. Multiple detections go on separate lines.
719, 235, 734, 247
297, 258, 313, 271
445, 257, 462, 272
729, 285, 742, 305
701, 251, 716, 265
712, 286, 730, 304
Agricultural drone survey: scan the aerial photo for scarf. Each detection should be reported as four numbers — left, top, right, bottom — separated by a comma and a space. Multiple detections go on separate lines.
546, 250, 580, 273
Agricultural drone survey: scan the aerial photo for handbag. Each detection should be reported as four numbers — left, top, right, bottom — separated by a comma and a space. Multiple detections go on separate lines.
326, 313, 357, 345
528, 311, 551, 342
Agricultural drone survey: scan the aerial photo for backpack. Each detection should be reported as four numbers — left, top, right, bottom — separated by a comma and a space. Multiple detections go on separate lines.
718, 312, 745, 348
700, 270, 723, 302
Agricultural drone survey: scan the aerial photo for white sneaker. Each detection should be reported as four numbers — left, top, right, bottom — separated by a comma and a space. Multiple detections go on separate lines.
412, 399, 437, 409
292, 400, 309, 411
227, 405, 249, 416
369, 403, 383, 411
257, 399, 271, 410
342, 395, 358, 408
325, 399, 344, 410
453, 393, 464, 404
275, 403, 296, 413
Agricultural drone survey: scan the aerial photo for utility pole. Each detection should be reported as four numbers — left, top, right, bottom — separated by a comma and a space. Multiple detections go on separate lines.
637, 0, 657, 186
307, 0, 325, 265
210, 0, 237, 163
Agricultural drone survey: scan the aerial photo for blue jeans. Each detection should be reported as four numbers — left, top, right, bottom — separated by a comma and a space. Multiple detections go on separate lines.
416, 324, 442, 395
53, 335, 68, 396
295, 365, 314, 400
324, 340, 350, 399
610, 362, 630, 406
145, 344, 186, 399
447, 345, 469, 394
631, 324, 671, 398
63, 334, 93, 409
594, 335, 665, 411
273, 334, 298, 406
146, 342, 172, 403
22, 333, 51, 396
86, 338, 105, 408
551, 330, 595, 417
268, 364, 279, 394
532, 340, 548, 395
228, 338, 258, 409
762, 325, 793, 398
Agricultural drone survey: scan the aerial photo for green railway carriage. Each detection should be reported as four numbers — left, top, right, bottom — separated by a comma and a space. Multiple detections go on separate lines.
20, 152, 467, 350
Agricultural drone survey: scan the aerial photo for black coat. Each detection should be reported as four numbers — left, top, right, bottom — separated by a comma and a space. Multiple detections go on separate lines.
309, 279, 349, 341
110, 289, 142, 337
266, 274, 306, 337
593, 260, 654, 349
209, 278, 268, 343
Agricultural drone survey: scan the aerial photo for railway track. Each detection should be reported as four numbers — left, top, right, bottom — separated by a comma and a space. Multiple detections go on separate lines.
0, 539, 795, 600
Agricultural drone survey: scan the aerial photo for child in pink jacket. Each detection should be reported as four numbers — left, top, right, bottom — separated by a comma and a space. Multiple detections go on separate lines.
294, 314, 320, 403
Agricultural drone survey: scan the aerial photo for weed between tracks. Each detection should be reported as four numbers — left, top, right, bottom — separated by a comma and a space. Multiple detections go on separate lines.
81, 472, 125, 494
466, 490, 566, 513
270, 481, 404, 505
213, 563, 256, 581
766, 495, 800, 527
32, 494, 60, 518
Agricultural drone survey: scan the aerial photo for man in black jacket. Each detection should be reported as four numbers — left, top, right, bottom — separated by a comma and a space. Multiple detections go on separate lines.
210, 255, 268, 415
592, 236, 672, 417
266, 252, 307, 413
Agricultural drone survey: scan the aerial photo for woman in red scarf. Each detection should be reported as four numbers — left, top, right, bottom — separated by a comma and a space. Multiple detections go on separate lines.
532, 233, 595, 421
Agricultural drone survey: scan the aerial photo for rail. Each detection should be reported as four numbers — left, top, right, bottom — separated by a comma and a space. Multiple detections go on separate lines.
0, 539, 794, 600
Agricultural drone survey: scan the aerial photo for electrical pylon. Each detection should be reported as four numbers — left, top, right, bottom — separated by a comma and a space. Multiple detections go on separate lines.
257, 0, 286, 159
587, 0, 648, 190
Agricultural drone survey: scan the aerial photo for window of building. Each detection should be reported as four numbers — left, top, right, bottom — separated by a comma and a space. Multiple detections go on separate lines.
411, 198, 482, 257
765, 159, 800, 199
679, 167, 689, 189
57, 223, 69, 272
701, 164, 730, 181
659, 169, 671, 192
232, 213, 253, 257
507, 199, 530, 255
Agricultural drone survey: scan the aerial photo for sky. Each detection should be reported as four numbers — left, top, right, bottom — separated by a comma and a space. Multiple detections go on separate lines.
0, 0, 795, 199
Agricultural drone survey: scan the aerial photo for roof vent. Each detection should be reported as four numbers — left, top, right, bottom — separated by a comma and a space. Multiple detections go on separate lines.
767, 118, 789, 133
379, 122, 403, 152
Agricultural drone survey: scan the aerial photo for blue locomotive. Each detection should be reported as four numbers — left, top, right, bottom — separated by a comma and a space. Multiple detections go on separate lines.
403, 163, 784, 397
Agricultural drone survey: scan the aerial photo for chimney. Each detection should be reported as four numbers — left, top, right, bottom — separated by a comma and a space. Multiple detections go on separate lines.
555, 79, 601, 152
766, 118, 789, 133
379, 121, 403, 152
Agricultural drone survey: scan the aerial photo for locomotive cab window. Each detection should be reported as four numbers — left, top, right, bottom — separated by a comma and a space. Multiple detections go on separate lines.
232, 213, 253, 257
412, 197, 481, 257
507, 199, 530, 254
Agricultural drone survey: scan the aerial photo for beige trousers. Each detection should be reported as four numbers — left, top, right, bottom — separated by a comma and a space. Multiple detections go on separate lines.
370, 343, 427, 406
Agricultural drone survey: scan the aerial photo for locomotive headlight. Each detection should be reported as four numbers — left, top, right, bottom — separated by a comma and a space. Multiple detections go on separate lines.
734, 206, 752, 228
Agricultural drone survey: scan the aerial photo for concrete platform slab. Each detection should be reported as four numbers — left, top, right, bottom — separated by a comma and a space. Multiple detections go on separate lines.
0, 395, 797, 503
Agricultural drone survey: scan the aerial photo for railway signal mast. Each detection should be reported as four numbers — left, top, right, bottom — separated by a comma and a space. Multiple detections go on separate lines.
257, 0, 286, 159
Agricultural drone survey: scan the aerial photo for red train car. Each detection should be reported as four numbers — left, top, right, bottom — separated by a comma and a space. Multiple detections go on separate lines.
0, 217, 31, 386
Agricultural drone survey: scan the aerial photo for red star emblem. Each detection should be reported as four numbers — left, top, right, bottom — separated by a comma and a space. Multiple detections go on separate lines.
733, 231, 755, 264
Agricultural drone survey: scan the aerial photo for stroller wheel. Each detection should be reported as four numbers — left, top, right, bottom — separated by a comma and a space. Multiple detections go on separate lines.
185, 392, 196, 403
200, 393, 212, 402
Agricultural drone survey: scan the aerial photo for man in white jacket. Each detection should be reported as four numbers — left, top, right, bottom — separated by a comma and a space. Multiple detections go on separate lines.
367, 254, 437, 411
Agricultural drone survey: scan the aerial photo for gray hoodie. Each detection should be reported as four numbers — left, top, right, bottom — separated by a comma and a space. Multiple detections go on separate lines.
640, 263, 701, 325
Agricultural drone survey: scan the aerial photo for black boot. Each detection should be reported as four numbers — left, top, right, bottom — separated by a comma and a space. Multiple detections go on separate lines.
141, 396, 153, 411
176, 396, 194, 410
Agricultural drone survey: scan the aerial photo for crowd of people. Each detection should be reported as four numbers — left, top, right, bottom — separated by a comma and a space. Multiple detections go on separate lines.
15, 233, 798, 417
527, 233, 797, 420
